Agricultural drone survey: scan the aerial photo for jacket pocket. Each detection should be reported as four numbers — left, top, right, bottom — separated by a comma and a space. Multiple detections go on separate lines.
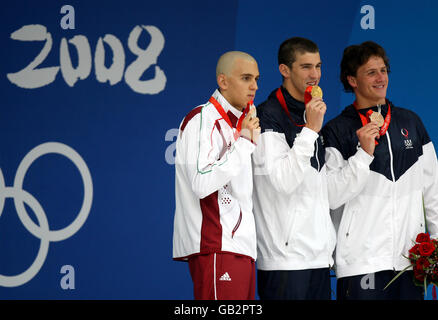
344, 210, 355, 239
339, 209, 357, 261
284, 210, 299, 247
338, 205, 357, 251
231, 210, 242, 238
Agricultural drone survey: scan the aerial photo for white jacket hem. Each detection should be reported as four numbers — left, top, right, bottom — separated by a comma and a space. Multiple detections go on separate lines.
335, 257, 412, 278
257, 257, 333, 271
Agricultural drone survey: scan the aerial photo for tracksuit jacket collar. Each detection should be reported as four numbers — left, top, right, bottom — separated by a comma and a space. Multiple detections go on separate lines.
278, 86, 305, 114
212, 89, 243, 125
346, 100, 391, 117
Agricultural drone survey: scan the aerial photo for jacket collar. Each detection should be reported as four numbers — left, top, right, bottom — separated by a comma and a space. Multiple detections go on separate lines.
349, 100, 391, 117
211, 89, 243, 121
279, 86, 305, 113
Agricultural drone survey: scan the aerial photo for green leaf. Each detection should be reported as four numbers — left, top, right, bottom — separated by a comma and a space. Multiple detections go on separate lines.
424, 277, 428, 297
384, 265, 412, 290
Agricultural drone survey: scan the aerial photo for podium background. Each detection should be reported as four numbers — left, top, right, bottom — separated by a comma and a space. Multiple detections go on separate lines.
1, 0, 437, 299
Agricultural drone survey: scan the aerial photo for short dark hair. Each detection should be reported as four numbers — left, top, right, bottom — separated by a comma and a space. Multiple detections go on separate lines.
278, 37, 319, 67
340, 41, 390, 92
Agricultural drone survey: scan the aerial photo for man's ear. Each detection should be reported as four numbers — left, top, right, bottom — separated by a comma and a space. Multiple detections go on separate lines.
217, 74, 228, 91
279, 64, 290, 79
347, 75, 357, 89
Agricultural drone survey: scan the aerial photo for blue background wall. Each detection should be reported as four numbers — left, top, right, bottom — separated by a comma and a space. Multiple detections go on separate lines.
0, 0, 437, 299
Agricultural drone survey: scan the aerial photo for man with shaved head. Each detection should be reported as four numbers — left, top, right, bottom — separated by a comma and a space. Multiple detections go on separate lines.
173, 51, 260, 300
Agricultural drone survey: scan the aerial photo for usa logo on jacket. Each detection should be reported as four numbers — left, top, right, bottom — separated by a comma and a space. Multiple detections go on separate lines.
401, 128, 413, 149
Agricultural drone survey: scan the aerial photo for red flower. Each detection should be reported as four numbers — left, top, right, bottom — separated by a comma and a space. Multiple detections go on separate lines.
414, 267, 425, 282
416, 233, 431, 243
419, 242, 435, 257
416, 257, 431, 270
387, 234, 438, 292
409, 244, 420, 259
432, 268, 438, 281
409, 244, 420, 254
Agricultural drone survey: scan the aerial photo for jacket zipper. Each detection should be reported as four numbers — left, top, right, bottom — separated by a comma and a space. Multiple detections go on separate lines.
315, 138, 320, 171
385, 132, 396, 182
385, 131, 396, 268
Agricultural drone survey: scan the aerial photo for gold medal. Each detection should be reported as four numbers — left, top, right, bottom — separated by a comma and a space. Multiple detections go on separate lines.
369, 111, 384, 127
311, 85, 323, 99
304, 85, 323, 104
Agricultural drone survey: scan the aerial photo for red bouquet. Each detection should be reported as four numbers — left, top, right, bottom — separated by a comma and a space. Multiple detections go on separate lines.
385, 233, 438, 297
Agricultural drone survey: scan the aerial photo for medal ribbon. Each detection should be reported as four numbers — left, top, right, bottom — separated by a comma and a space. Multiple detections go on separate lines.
353, 100, 391, 145
209, 96, 252, 140
275, 88, 305, 127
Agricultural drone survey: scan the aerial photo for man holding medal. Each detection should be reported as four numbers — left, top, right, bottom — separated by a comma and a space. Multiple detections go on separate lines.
172, 51, 261, 300
322, 41, 438, 299
252, 37, 336, 300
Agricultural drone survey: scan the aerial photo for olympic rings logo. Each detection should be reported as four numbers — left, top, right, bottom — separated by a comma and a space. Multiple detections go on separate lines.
0, 142, 93, 287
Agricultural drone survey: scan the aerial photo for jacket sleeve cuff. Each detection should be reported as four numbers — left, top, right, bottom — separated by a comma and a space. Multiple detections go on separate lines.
236, 135, 256, 153
356, 147, 374, 166
299, 126, 320, 143
240, 135, 257, 146
292, 127, 319, 157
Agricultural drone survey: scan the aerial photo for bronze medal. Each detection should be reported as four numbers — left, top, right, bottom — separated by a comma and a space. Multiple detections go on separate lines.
369, 111, 384, 127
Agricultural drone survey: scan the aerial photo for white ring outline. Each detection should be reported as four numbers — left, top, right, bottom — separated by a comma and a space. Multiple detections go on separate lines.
0, 168, 5, 216
13, 142, 93, 242
0, 187, 50, 287
0, 142, 93, 287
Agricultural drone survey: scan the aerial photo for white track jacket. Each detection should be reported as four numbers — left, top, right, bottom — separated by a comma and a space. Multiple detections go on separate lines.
322, 102, 438, 278
252, 87, 336, 271
173, 90, 257, 261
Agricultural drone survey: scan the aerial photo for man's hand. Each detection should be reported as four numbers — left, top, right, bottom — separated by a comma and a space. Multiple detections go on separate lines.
305, 97, 326, 133
357, 122, 380, 156
241, 108, 261, 144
